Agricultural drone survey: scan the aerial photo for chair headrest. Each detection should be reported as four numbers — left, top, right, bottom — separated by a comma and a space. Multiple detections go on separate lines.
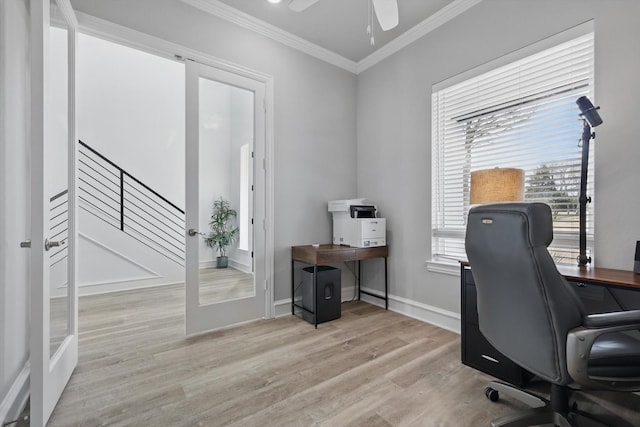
468, 202, 553, 248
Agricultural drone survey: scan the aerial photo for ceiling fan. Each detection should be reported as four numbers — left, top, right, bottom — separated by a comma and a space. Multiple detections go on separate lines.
288, 0, 399, 32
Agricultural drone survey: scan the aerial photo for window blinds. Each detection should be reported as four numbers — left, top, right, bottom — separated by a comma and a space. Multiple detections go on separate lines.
431, 32, 595, 264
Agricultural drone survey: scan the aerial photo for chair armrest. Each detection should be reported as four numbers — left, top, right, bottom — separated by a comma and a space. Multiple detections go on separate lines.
567, 314, 640, 391
583, 309, 640, 328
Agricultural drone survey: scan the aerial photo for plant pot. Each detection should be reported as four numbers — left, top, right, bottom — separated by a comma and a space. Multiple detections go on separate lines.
216, 256, 228, 268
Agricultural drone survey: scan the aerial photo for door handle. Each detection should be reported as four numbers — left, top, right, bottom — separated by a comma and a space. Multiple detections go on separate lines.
188, 229, 201, 237
45, 238, 64, 251
20, 240, 31, 248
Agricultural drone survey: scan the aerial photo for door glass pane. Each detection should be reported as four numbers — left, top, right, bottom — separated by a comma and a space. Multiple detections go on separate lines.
198, 77, 255, 305
47, 18, 70, 357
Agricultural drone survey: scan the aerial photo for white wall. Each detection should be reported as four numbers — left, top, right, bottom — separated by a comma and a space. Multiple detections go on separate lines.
228, 88, 254, 269
0, 0, 31, 422
356, 0, 640, 317
69, 0, 359, 302
75, 209, 184, 296
77, 33, 186, 207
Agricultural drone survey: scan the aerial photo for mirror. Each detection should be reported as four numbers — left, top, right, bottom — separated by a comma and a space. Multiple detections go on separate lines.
47, 3, 71, 357
197, 77, 255, 306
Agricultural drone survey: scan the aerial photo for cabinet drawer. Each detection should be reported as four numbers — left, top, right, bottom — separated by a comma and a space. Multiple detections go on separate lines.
463, 268, 475, 286
463, 322, 530, 387
464, 284, 479, 325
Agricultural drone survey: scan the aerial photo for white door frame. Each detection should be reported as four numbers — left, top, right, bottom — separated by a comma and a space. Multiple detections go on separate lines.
71, 14, 275, 320
29, 0, 79, 425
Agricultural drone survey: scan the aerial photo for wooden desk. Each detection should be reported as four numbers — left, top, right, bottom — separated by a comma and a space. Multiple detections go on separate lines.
291, 244, 389, 327
556, 265, 640, 313
461, 262, 640, 386
557, 265, 640, 290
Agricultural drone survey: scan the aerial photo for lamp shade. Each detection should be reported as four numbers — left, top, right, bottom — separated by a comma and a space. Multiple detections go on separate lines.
470, 168, 524, 204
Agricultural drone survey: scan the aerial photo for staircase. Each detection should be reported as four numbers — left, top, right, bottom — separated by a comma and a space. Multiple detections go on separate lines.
49, 141, 186, 296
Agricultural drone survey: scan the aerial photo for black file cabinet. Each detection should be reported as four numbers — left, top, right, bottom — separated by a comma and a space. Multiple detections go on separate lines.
460, 263, 532, 387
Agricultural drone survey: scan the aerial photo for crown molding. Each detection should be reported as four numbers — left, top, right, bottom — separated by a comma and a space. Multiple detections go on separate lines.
178, 0, 481, 75
179, 0, 358, 73
356, 0, 483, 73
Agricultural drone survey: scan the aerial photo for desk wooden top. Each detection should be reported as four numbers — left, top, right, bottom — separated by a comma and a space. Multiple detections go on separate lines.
556, 265, 640, 290
291, 244, 388, 264
461, 261, 640, 291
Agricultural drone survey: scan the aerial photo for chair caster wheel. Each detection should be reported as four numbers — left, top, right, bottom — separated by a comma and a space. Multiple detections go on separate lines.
485, 387, 499, 402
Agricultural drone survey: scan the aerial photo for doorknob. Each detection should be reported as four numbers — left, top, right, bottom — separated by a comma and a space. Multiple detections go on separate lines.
45, 238, 64, 251
188, 229, 206, 237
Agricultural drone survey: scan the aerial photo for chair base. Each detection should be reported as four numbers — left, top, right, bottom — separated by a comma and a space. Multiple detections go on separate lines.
486, 381, 611, 427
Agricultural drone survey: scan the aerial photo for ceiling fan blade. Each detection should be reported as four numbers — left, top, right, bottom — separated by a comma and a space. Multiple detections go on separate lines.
372, 0, 399, 31
288, 0, 320, 12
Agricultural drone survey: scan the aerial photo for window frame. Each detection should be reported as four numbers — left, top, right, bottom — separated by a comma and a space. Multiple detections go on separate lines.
429, 22, 595, 274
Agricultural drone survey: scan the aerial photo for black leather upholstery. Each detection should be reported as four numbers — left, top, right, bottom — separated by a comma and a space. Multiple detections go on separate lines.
465, 203, 584, 385
465, 202, 640, 389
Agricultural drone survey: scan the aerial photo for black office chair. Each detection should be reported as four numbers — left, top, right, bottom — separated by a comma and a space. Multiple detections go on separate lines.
465, 202, 640, 427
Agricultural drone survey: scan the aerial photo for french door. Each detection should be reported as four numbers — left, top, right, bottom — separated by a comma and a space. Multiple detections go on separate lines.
185, 60, 268, 335
30, 0, 78, 425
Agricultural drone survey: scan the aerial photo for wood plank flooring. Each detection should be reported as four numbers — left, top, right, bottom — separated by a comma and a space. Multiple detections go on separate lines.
46, 285, 640, 426
198, 267, 253, 305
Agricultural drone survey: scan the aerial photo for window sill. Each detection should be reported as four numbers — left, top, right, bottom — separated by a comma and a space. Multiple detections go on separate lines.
425, 260, 460, 276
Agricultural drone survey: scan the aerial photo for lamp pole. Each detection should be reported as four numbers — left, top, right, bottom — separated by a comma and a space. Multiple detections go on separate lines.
575, 96, 602, 267
578, 119, 593, 266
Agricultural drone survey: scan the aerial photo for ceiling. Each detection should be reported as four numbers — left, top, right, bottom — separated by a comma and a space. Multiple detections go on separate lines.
209, 0, 459, 63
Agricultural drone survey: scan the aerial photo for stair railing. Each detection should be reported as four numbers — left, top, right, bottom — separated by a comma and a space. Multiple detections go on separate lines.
78, 140, 185, 265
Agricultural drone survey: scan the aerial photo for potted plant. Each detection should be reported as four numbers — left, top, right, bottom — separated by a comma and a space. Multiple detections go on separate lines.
204, 197, 239, 268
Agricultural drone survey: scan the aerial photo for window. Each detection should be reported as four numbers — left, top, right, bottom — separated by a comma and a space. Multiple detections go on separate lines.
431, 30, 594, 266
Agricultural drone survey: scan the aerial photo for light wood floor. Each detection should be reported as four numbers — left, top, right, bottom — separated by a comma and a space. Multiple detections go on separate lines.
45, 285, 640, 427
199, 267, 253, 305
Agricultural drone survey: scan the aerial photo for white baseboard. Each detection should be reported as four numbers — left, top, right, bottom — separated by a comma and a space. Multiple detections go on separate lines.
78, 280, 184, 297
274, 286, 461, 334
79, 274, 161, 289
0, 362, 30, 426
359, 286, 461, 334
199, 259, 252, 273
273, 298, 292, 318
199, 260, 216, 269
229, 259, 251, 273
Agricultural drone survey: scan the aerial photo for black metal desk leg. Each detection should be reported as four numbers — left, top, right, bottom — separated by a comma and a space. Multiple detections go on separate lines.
384, 256, 388, 310
313, 264, 318, 329
357, 260, 361, 301
291, 259, 295, 315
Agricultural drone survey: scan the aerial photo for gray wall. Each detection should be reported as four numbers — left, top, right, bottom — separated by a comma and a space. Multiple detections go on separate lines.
69, 0, 359, 302
357, 0, 640, 314
0, 0, 30, 421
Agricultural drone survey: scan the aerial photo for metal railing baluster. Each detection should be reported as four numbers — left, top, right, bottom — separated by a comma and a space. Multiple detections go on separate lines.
77, 140, 186, 266
120, 170, 125, 231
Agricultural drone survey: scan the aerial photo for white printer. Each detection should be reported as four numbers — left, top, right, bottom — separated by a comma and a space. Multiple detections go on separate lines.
328, 199, 386, 248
